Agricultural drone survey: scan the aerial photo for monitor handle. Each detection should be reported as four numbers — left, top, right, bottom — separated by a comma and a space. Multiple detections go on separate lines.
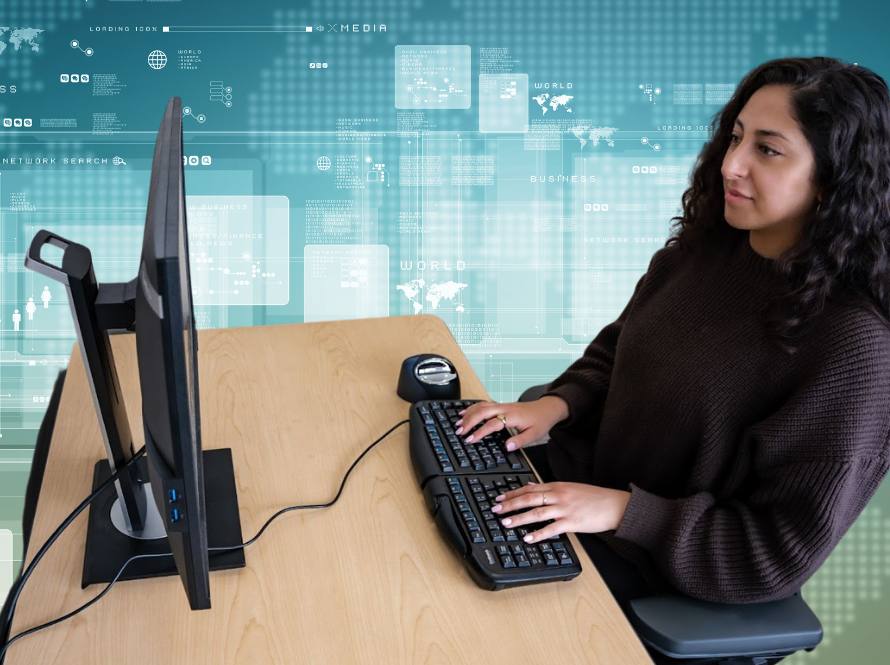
26, 230, 138, 330
25, 229, 75, 283
24, 229, 148, 533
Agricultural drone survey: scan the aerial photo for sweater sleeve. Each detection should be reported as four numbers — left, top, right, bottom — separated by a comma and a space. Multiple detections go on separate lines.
542, 244, 674, 431
614, 456, 888, 603
613, 317, 890, 603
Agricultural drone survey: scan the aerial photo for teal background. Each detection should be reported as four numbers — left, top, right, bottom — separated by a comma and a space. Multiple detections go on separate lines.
1, 1, 889, 661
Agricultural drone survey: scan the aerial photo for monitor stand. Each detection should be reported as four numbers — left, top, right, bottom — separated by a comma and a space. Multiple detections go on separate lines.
22, 231, 246, 589
82, 449, 246, 587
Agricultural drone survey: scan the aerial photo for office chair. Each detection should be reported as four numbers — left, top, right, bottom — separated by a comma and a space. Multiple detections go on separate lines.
517, 383, 823, 665
1, 370, 67, 659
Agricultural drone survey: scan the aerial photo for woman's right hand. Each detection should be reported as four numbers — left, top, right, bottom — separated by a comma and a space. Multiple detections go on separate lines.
454, 396, 570, 451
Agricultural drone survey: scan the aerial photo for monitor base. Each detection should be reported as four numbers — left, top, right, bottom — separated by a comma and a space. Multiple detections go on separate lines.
109, 480, 168, 540
82, 448, 246, 588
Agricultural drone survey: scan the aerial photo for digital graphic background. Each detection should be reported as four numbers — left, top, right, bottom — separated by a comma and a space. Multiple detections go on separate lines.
0, 1, 888, 661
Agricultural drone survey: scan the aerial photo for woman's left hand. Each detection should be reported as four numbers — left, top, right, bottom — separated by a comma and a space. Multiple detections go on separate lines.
491, 481, 632, 544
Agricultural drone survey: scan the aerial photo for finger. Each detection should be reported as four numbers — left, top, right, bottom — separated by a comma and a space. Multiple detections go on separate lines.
494, 481, 549, 502
497, 506, 560, 529
462, 416, 506, 444
491, 490, 553, 515
456, 401, 489, 420
454, 402, 497, 434
522, 519, 569, 544
503, 430, 539, 451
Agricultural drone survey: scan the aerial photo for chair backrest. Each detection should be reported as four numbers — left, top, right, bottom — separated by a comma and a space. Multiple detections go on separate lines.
1, 370, 66, 662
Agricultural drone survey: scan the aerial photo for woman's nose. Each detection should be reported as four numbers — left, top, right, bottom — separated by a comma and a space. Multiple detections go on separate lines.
722, 149, 748, 180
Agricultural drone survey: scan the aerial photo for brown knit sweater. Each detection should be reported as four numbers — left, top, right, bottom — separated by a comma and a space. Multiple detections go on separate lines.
541, 231, 890, 604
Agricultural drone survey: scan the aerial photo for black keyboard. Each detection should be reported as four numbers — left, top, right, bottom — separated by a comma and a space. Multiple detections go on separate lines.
409, 399, 582, 590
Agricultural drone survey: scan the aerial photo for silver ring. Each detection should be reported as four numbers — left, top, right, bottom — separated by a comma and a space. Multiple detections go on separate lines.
541, 492, 548, 506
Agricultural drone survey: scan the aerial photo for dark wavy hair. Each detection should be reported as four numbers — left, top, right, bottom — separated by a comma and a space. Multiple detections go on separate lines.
666, 57, 890, 354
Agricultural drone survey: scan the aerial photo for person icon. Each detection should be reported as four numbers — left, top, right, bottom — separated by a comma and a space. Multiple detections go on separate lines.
41, 285, 52, 309
25, 297, 37, 321
12, 308, 21, 332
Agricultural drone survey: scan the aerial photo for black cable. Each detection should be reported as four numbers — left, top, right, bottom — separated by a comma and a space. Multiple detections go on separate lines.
2, 447, 147, 640
0, 419, 409, 663
216, 418, 410, 552
1, 552, 172, 662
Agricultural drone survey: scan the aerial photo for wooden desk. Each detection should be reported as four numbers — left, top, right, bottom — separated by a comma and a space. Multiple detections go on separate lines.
8, 315, 652, 664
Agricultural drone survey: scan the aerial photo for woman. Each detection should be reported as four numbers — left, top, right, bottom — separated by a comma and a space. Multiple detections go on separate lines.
456, 56, 890, 630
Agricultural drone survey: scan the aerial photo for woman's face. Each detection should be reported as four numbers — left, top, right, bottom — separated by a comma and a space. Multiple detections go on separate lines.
721, 84, 820, 256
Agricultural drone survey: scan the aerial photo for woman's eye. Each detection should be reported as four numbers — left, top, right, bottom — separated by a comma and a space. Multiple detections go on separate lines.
729, 132, 778, 156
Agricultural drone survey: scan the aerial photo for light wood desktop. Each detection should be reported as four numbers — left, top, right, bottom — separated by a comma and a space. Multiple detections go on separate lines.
8, 315, 653, 664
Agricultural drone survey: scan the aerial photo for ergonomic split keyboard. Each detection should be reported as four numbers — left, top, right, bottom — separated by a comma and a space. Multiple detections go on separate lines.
409, 398, 582, 590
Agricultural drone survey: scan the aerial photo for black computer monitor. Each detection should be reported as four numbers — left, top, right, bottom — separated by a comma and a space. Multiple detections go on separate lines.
134, 96, 230, 609
25, 97, 245, 610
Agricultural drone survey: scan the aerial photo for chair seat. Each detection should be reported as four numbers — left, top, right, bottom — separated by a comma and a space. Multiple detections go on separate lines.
627, 593, 823, 660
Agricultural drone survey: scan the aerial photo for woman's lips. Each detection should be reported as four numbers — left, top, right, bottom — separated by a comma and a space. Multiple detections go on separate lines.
725, 189, 753, 203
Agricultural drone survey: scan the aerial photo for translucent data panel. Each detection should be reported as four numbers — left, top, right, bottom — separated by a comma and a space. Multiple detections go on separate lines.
187, 195, 290, 306
480, 74, 529, 133
395, 45, 471, 109
0, 528, 11, 600
304, 244, 389, 321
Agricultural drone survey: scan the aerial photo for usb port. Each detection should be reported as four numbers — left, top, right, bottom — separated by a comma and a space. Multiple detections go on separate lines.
170, 508, 181, 523
168, 488, 178, 503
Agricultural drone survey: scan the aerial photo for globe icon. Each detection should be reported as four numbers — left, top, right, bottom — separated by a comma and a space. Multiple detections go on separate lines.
316, 156, 331, 171
147, 50, 168, 70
